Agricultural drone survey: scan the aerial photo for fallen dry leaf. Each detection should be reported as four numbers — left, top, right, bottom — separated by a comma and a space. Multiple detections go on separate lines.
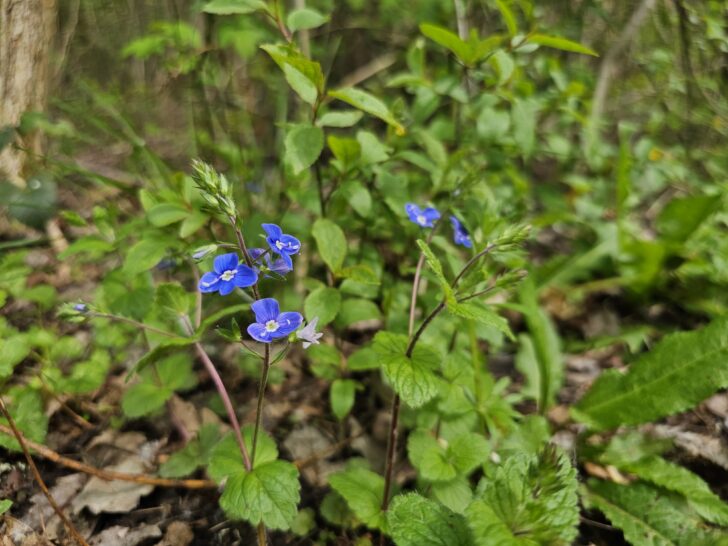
90, 524, 161, 546
154, 521, 194, 546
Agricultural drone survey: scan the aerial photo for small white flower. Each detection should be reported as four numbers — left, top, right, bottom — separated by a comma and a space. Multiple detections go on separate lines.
296, 317, 323, 349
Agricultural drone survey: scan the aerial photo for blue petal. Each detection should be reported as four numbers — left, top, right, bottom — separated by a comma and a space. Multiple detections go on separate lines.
268, 256, 291, 275
234, 265, 258, 287
247, 323, 273, 343
199, 272, 220, 293
405, 203, 421, 223
262, 223, 282, 241
214, 253, 239, 274
218, 279, 236, 296
278, 234, 301, 255
251, 298, 280, 323
277, 253, 293, 270
274, 312, 303, 337
423, 207, 441, 223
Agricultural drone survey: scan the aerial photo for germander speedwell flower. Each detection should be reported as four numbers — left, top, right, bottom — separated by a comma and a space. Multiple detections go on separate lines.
450, 215, 473, 248
297, 317, 323, 349
250, 248, 292, 277
262, 223, 301, 269
199, 253, 258, 296
247, 298, 303, 343
405, 203, 440, 228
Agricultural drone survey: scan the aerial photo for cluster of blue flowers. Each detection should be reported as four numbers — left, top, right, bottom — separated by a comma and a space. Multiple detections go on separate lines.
405, 203, 472, 248
198, 223, 321, 347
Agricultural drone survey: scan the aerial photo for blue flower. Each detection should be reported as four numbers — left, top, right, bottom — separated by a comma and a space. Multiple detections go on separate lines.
405, 203, 440, 228
199, 253, 258, 296
247, 298, 303, 343
250, 248, 292, 276
262, 224, 301, 269
73, 303, 88, 313
449, 215, 472, 248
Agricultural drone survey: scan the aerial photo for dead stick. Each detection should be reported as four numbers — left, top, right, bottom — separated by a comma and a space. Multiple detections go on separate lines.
0, 423, 215, 489
0, 398, 90, 546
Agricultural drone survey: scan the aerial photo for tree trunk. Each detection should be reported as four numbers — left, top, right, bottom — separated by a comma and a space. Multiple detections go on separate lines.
0, 0, 57, 188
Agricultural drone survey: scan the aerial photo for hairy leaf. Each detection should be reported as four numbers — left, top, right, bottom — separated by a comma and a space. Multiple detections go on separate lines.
329, 466, 386, 530
388, 493, 473, 546
573, 316, 728, 430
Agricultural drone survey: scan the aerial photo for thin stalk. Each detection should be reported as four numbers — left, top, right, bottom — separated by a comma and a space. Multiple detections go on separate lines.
451, 244, 496, 288
193, 342, 251, 471
251, 344, 271, 464
408, 224, 439, 335
91, 312, 177, 338
257, 522, 268, 546
0, 398, 90, 546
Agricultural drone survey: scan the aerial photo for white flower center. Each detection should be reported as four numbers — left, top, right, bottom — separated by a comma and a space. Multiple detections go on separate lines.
265, 319, 279, 332
220, 269, 236, 281
416, 214, 427, 225
275, 240, 285, 250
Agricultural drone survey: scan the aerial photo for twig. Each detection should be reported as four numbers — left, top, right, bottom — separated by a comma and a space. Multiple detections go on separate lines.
0, 399, 90, 546
0, 422, 215, 489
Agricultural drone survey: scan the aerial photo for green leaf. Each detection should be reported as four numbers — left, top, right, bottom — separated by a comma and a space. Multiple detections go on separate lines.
609, 455, 728, 526
419, 23, 471, 64
329, 87, 405, 135
329, 465, 386, 530
447, 302, 514, 341
260, 44, 323, 105
573, 316, 728, 430
511, 98, 537, 157
123, 239, 169, 275
155, 282, 193, 319
416, 239, 453, 302
466, 448, 579, 545
147, 203, 188, 226
209, 425, 279, 482
122, 382, 172, 418
0, 499, 11, 516
330, 379, 357, 420
408, 431, 489, 482
203, 0, 268, 15
159, 424, 221, 478
495, 0, 517, 36
304, 286, 341, 326
312, 218, 347, 273
328, 136, 361, 171
656, 194, 721, 243
287, 8, 328, 31
317, 110, 363, 128
528, 34, 598, 56
0, 388, 48, 451
126, 336, 196, 379
517, 278, 563, 411
336, 298, 381, 327
196, 302, 250, 336
347, 346, 380, 371
373, 332, 440, 408
284, 124, 324, 175
220, 460, 300, 529
388, 493, 473, 546
0, 336, 30, 379
583, 480, 726, 546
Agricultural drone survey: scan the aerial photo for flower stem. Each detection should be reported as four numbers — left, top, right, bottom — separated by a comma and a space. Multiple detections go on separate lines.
193, 341, 252, 472
251, 343, 271, 465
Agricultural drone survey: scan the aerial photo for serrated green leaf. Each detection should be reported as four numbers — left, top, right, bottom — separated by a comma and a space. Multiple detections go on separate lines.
330, 378, 357, 420
312, 218, 347, 273
466, 448, 579, 545
408, 431, 489, 482
373, 331, 441, 407
416, 239, 453, 302
610, 456, 728, 526
305, 286, 341, 326
122, 382, 172, 418
447, 301, 513, 340
203, 0, 268, 15
126, 336, 196, 379
329, 87, 405, 134
583, 480, 726, 546
208, 425, 278, 482
220, 460, 300, 529
329, 466, 386, 530
284, 124, 324, 174
155, 282, 193, 318
573, 316, 728, 430
528, 33, 598, 57
388, 493, 473, 546
0, 388, 48, 452
287, 7, 328, 31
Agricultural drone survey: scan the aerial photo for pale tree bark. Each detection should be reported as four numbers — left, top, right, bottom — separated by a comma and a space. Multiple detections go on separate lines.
0, 0, 57, 188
